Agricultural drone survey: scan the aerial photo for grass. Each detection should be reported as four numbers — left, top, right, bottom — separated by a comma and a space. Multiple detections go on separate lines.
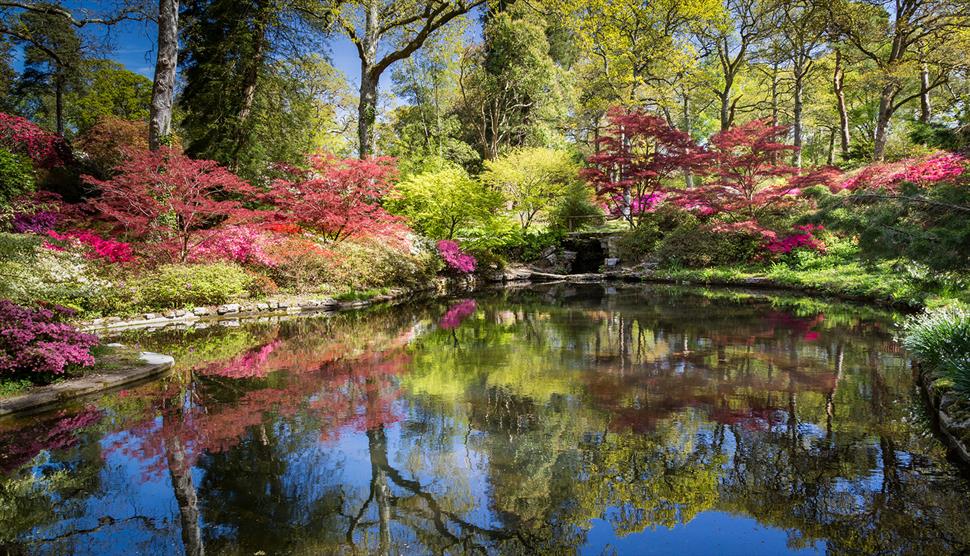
333, 287, 390, 302
904, 307, 970, 393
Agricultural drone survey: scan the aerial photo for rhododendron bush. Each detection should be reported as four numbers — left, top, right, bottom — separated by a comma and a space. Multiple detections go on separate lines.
437, 240, 476, 274
0, 301, 98, 377
45, 230, 135, 264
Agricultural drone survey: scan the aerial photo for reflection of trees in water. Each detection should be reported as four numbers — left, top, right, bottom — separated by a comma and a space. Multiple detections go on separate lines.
4, 286, 970, 554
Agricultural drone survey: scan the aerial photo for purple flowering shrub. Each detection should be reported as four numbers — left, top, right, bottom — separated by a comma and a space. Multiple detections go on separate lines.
437, 240, 476, 274
12, 210, 57, 234
0, 300, 99, 377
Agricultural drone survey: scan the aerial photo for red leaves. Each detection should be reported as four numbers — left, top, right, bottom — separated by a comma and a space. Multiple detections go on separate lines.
265, 154, 402, 243
0, 112, 70, 168
83, 147, 259, 262
583, 108, 700, 224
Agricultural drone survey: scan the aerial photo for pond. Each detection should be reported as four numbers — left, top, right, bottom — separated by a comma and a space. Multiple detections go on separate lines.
1, 284, 969, 555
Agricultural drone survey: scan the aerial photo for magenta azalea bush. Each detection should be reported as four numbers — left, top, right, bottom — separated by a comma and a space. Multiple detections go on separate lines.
45, 230, 135, 263
12, 210, 58, 234
765, 224, 826, 255
189, 225, 277, 268
0, 300, 99, 376
437, 240, 476, 274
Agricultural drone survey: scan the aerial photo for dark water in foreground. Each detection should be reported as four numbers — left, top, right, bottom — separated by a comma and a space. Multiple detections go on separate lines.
1, 284, 969, 555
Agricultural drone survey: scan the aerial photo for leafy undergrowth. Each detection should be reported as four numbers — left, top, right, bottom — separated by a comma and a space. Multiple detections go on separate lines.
650, 261, 965, 309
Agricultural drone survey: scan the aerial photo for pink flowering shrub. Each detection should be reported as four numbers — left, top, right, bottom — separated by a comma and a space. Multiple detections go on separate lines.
0, 112, 70, 168
836, 152, 966, 192
765, 224, 826, 255
608, 192, 665, 218
0, 300, 99, 377
44, 230, 135, 264
439, 299, 477, 330
189, 225, 278, 268
437, 240, 476, 274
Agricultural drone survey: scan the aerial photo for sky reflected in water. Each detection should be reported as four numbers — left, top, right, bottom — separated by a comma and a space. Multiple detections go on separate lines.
1, 284, 968, 555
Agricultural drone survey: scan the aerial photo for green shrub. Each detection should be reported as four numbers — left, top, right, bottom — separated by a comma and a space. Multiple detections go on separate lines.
904, 307, 970, 392
135, 262, 253, 308
0, 148, 35, 208
0, 233, 132, 316
323, 241, 440, 293
657, 224, 762, 268
615, 221, 662, 263
549, 181, 604, 232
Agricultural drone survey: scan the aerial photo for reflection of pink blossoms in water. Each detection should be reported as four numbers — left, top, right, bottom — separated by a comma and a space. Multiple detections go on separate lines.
439, 300, 477, 330
200, 340, 282, 379
0, 405, 103, 472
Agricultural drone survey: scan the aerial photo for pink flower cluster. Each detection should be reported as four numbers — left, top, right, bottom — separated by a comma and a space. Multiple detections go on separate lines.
12, 210, 58, 234
837, 152, 965, 191
0, 301, 99, 376
439, 299, 478, 330
45, 230, 135, 263
0, 112, 69, 168
190, 225, 277, 268
765, 224, 826, 254
437, 240, 476, 274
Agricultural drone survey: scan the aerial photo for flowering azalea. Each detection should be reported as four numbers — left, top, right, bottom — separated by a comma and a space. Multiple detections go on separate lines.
0, 112, 70, 168
0, 301, 99, 376
437, 240, 476, 274
44, 230, 135, 263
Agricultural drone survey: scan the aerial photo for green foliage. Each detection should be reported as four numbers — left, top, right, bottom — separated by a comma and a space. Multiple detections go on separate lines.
68, 60, 152, 133
815, 180, 970, 272
549, 181, 604, 233
0, 148, 34, 207
615, 222, 662, 264
134, 262, 253, 309
482, 147, 580, 229
321, 241, 440, 294
387, 163, 503, 239
904, 307, 970, 392
0, 233, 131, 316
657, 224, 762, 268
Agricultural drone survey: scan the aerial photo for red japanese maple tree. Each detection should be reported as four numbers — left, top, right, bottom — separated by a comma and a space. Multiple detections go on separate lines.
0, 112, 70, 168
266, 154, 401, 242
674, 120, 840, 237
582, 107, 701, 226
83, 147, 258, 262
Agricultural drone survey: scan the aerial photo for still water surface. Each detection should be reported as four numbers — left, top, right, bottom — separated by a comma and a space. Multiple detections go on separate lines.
1, 284, 969, 555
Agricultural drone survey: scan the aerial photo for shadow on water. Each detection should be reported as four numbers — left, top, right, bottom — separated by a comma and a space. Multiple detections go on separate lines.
1, 284, 969, 555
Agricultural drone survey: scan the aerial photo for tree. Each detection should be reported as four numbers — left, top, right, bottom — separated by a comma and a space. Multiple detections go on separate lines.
457, 8, 566, 160
676, 119, 837, 229
482, 147, 579, 229
387, 161, 501, 239
265, 153, 401, 242
83, 147, 257, 261
69, 60, 152, 133
828, 0, 970, 160
582, 108, 699, 227
15, 4, 83, 134
150, 0, 179, 150
305, 0, 485, 158
697, 0, 775, 131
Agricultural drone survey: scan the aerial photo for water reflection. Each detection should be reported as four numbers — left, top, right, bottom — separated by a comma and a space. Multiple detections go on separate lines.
1, 285, 968, 555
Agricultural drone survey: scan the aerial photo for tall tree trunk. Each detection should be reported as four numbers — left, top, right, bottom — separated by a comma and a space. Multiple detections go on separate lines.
54, 77, 64, 135
230, 1, 271, 167
792, 69, 804, 168
165, 414, 204, 556
356, 0, 380, 158
827, 127, 836, 166
150, 0, 180, 150
873, 84, 896, 161
833, 49, 850, 161
919, 62, 932, 124
719, 84, 731, 131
